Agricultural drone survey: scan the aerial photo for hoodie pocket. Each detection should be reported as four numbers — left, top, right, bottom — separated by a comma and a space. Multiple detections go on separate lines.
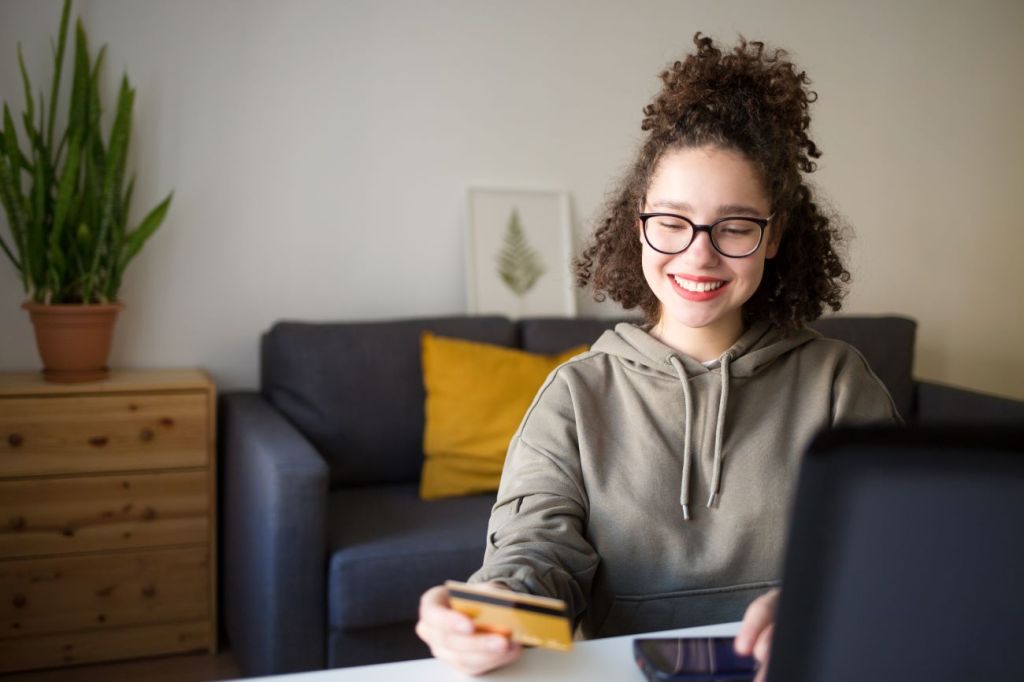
594, 581, 778, 638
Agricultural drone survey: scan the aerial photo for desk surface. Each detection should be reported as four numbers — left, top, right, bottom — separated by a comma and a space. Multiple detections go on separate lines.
244, 622, 741, 681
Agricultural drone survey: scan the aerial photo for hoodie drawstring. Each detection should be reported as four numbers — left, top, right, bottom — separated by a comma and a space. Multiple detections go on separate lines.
669, 351, 733, 520
708, 351, 732, 508
668, 356, 694, 520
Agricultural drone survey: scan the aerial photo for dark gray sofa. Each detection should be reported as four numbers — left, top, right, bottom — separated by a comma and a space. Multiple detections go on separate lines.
220, 315, 1023, 676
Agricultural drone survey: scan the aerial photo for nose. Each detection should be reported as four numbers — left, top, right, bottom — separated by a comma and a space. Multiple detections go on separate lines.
679, 229, 719, 266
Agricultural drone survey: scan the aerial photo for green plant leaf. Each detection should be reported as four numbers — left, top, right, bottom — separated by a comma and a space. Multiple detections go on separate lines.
16, 45, 35, 134
86, 45, 106, 154
0, 107, 27, 275
0, 170, 24, 274
122, 174, 135, 229
46, 0, 71, 152
0, 234, 19, 272
48, 129, 80, 289
107, 173, 134, 294
121, 192, 171, 268
69, 19, 90, 136
89, 75, 133, 302
26, 143, 48, 297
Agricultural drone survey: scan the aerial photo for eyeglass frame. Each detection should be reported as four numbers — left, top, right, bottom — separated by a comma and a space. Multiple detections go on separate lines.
639, 212, 774, 258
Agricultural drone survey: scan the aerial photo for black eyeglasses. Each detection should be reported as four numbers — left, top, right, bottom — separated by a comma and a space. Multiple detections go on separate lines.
640, 212, 772, 258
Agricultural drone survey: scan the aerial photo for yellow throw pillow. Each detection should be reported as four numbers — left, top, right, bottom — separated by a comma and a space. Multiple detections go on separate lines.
420, 332, 587, 501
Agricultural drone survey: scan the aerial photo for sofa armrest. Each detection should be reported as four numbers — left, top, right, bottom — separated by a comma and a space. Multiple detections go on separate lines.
914, 381, 1024, 424
221, 392, 330, 675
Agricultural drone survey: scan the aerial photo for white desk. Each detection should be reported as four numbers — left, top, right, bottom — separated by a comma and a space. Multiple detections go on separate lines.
243, 622, 740, 681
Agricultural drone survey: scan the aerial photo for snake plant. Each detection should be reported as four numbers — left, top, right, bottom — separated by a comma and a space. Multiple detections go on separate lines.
0, 0, 171, 304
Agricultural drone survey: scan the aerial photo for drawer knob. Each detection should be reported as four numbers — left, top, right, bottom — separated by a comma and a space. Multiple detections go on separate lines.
12, 594, 27, 608
9, 516, 26, 531
7, 433, 24, 447
160, 418, 175, 428
139, 428, 155, 442
142, 507, 158, 521
141, 585, 157, 598
88, 436, 109, 447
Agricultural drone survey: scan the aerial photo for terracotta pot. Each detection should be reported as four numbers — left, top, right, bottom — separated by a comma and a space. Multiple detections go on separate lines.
21, 301, 124, 383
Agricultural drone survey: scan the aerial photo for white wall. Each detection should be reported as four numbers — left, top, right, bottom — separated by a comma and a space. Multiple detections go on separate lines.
1, 0, 1022, 399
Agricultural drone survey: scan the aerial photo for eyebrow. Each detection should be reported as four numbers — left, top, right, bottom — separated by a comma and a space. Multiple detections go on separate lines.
647, 200, 766, 217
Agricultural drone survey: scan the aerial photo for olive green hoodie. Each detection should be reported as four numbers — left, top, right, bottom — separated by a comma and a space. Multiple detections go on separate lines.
469, 321, 900, 637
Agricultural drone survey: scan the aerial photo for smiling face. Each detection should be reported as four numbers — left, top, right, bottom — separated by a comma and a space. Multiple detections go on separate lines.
641, 145, 780, 358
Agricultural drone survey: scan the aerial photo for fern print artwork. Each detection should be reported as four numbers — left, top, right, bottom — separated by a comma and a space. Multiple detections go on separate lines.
467, 188, 574, 317
495, 209, 545, 298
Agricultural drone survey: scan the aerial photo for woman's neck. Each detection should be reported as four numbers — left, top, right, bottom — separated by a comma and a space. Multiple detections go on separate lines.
650, 314, 744, 363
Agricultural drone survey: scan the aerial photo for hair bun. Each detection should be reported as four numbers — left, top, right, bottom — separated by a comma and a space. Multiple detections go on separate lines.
641, 32, 821, 174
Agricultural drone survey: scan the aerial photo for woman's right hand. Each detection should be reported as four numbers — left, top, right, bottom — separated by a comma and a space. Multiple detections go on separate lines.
734, 588, 780, 682
415, 583, 523, 676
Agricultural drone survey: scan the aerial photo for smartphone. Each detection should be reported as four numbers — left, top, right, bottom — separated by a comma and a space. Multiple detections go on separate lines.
633, 637, 757, 682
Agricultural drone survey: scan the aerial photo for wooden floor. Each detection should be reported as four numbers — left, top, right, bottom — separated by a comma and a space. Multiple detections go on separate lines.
0, 650, 241, 682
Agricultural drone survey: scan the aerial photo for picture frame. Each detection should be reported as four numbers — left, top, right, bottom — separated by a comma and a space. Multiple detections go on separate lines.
465, 187, 577, 318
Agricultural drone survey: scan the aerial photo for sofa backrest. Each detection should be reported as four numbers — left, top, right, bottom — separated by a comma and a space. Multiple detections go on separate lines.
809, 315, 916, 418
261, 313, 916, 487
261, 316, 516, 487
518, 316, 629, 354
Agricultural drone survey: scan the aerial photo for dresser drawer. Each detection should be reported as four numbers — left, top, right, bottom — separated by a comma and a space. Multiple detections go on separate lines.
0, 619, 211, 673
0, 392, 208, 477
0, 546, 209, 639
0, 471, 209, 559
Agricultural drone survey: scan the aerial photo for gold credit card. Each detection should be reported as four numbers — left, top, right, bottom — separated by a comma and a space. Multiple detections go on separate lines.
445, 580, 573, 651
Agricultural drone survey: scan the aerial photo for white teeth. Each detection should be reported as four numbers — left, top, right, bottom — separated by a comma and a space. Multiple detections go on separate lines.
673, 275, 724, 293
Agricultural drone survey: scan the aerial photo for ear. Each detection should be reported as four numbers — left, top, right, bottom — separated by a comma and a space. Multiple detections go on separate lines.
765, 223, 783, 259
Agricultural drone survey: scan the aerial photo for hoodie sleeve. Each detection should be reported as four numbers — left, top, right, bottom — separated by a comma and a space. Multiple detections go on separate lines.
830, 344, 904, 426
467, 369, 599, 622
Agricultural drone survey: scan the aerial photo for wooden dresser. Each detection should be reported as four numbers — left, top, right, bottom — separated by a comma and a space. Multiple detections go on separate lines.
0, 369, 217, 673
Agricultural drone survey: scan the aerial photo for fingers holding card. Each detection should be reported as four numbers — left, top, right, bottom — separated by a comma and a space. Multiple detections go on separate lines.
445, 580, 573, 651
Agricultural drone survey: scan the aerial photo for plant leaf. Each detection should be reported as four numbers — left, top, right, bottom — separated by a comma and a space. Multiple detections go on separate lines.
89, 76, 133, 301
2, 105, 26, 209
0, 166, 24, 275
48, 129, 80, 290
0, 233, 20, 272
121, 192, 171, 268
17, 44, 35, 133
26, 142, 48, 296
69, 19, 90, 136
0, 107, 27, 276
46, 0, 72, 152
88, 44, 106, 133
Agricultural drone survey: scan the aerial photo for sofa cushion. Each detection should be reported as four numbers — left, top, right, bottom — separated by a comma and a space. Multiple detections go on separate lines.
261, 316, 517, 486
326, 483, 495, 632
809, 316, 916, 418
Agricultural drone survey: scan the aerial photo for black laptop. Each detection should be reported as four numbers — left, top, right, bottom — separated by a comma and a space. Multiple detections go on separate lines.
767, 425, 1024, 682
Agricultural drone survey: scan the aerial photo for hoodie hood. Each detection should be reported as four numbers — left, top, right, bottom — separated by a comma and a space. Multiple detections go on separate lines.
592, 321, 820, 519
591, 321, 820, 378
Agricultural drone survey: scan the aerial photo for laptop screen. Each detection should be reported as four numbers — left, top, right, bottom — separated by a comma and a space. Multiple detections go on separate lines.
767, 426, 1024, 682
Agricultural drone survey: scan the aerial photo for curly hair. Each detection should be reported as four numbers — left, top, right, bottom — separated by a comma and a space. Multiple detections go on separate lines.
575, 33, 850, 331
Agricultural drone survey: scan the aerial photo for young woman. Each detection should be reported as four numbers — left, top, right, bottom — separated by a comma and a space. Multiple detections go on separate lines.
417, 33, 899, 676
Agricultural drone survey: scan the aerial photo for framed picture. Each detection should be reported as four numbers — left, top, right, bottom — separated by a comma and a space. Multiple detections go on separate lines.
465, 187, 577, 317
